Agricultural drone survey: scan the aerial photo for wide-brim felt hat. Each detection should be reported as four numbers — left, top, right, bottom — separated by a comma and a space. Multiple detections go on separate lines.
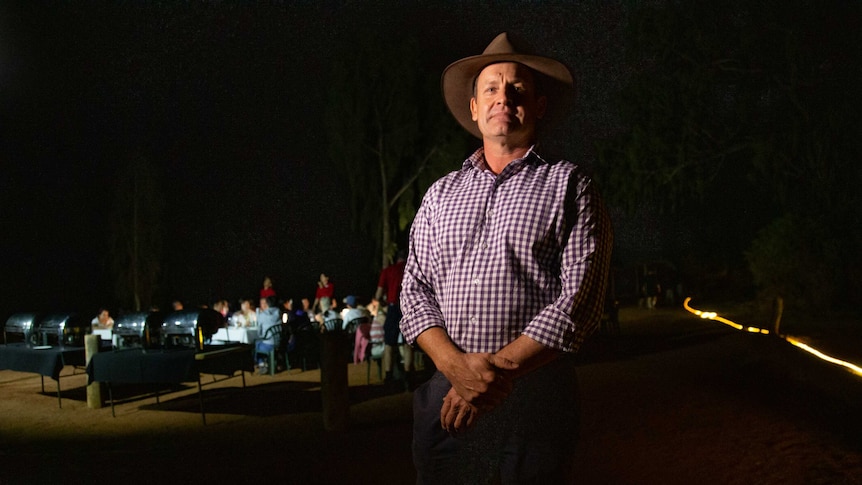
442, 32, 575, 139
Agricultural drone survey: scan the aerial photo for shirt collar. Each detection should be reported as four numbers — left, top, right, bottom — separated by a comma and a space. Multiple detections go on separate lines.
463, 145, 542, 175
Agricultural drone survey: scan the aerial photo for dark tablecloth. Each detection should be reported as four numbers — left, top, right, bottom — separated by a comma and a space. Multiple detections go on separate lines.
0, 343, 86, 380
86, 346, 252, 385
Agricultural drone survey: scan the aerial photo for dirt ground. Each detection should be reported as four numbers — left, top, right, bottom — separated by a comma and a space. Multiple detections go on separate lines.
1, 307, 861, 485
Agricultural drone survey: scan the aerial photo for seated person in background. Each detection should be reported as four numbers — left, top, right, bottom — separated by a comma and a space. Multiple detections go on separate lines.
342, 295, 372, 363
91, 308, 114, 330
341, 295, 369, 331
314, 297, 340, 332
213, 299, 230, 319
287, 298, 313, 332
370, 304, 386, 345
255, 295, 281, 373
231, 298, 257, 327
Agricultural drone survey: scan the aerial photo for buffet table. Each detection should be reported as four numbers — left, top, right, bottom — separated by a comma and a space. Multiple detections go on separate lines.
87, 345, 253, 424
211, 326, 258, 344
0, 343, 86, 408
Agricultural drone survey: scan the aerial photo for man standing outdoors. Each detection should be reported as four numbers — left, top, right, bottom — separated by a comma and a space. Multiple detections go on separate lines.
400, 33, 613, 483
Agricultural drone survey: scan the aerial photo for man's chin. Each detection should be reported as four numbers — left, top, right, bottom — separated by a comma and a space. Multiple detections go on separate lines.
480, 125, 531, 142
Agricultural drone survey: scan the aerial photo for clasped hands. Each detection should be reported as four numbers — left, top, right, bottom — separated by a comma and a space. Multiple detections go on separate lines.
440, 352, 518, 434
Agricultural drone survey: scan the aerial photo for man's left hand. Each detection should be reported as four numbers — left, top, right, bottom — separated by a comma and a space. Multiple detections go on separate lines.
441, 387, 479, 434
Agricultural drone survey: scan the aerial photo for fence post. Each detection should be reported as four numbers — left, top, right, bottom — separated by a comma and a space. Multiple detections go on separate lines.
85, 334, 103, 409
320, 331, 349, 431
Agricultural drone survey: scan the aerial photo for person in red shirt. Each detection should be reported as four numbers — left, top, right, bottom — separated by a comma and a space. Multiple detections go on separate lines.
260, 276, 276, 299
375, 249, 411, 383
312, 273, 334, 313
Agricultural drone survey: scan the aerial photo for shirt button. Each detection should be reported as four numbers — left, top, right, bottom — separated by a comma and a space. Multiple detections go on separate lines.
470, 316, 478, 324
481, 242, 489, 249
472, 278, 480, 285
488, 209, 495, 216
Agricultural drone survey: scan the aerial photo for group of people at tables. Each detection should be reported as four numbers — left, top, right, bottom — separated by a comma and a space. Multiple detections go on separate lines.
84, 273, 399, 376
207, 274, 391, 375
250, 292, 387, 374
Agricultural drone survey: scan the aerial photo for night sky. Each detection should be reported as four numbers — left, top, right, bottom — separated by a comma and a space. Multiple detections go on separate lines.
0, 2, 628, 319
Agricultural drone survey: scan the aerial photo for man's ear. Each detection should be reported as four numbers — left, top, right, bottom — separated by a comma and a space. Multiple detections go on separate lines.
536, 95, 548, 120
470, 97, 478, 121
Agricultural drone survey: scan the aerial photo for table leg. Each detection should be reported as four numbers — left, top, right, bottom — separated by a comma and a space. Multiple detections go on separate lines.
56, 379, 62, 409
197, 377, 206, 425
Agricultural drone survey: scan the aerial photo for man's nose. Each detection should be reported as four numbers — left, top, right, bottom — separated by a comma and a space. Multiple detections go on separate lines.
496, 85, 518, 105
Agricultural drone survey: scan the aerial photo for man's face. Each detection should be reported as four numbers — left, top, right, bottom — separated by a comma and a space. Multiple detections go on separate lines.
470, 62, 547, 144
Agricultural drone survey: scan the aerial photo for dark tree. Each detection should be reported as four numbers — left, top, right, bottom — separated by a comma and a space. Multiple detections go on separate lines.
597, 1, 862, 309
325, 31, 468, 269
109, 153, 164, 311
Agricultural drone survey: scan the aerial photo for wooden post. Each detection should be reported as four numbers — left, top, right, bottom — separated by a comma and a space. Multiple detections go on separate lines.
85, 334, 103, 409
320, 331, 349, 431
772, 297, 784, 337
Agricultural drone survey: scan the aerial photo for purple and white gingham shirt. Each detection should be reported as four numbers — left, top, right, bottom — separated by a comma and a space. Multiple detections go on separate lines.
400, 146, 613, 354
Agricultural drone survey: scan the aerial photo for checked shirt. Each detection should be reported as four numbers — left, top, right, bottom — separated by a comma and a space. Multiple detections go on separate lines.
400, 146, 613, 354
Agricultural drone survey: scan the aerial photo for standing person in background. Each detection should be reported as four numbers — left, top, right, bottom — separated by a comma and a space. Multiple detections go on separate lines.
312, 273, 334, 313
260, 276, 276, 299
400, 32, 613, 483
376, 249, 411, 385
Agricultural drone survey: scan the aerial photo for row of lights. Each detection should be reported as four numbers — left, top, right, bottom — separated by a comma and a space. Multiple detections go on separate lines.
683, 297, 862, 377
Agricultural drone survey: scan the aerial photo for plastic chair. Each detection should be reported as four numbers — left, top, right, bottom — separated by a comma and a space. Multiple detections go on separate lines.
253, 323, 289, 375
354, 316, 383, 384
322, 318, 343, 333
344, 315, 370, 334
347, 316, 372, 363
292, 323, 320, 371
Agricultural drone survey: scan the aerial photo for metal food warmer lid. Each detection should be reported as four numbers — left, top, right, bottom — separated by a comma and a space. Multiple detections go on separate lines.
114, 311, 164, 349
114, 311, 164, 336
3, 313, 42, 343
161, 309, 225, 349
35, 313, 90, 346
4, 313, 40, 333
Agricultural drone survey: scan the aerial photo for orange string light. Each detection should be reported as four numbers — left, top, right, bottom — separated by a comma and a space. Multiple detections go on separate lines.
683, 297, 862, 377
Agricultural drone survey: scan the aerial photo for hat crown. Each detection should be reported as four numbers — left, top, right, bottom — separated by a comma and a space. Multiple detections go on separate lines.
482, 32, 531, 56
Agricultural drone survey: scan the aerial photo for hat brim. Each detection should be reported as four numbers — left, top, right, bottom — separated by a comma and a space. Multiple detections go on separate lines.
442, 53, 575, 139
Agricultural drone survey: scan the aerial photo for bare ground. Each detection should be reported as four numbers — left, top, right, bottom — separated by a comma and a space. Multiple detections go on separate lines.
1, 307, 861, 485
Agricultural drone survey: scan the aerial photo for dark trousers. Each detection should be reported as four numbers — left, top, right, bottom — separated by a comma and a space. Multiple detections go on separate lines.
412, 357, 580, 485
383, 303, 403, 346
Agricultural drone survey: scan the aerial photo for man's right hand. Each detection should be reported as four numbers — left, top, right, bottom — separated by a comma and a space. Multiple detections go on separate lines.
443, 352, 518, 410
